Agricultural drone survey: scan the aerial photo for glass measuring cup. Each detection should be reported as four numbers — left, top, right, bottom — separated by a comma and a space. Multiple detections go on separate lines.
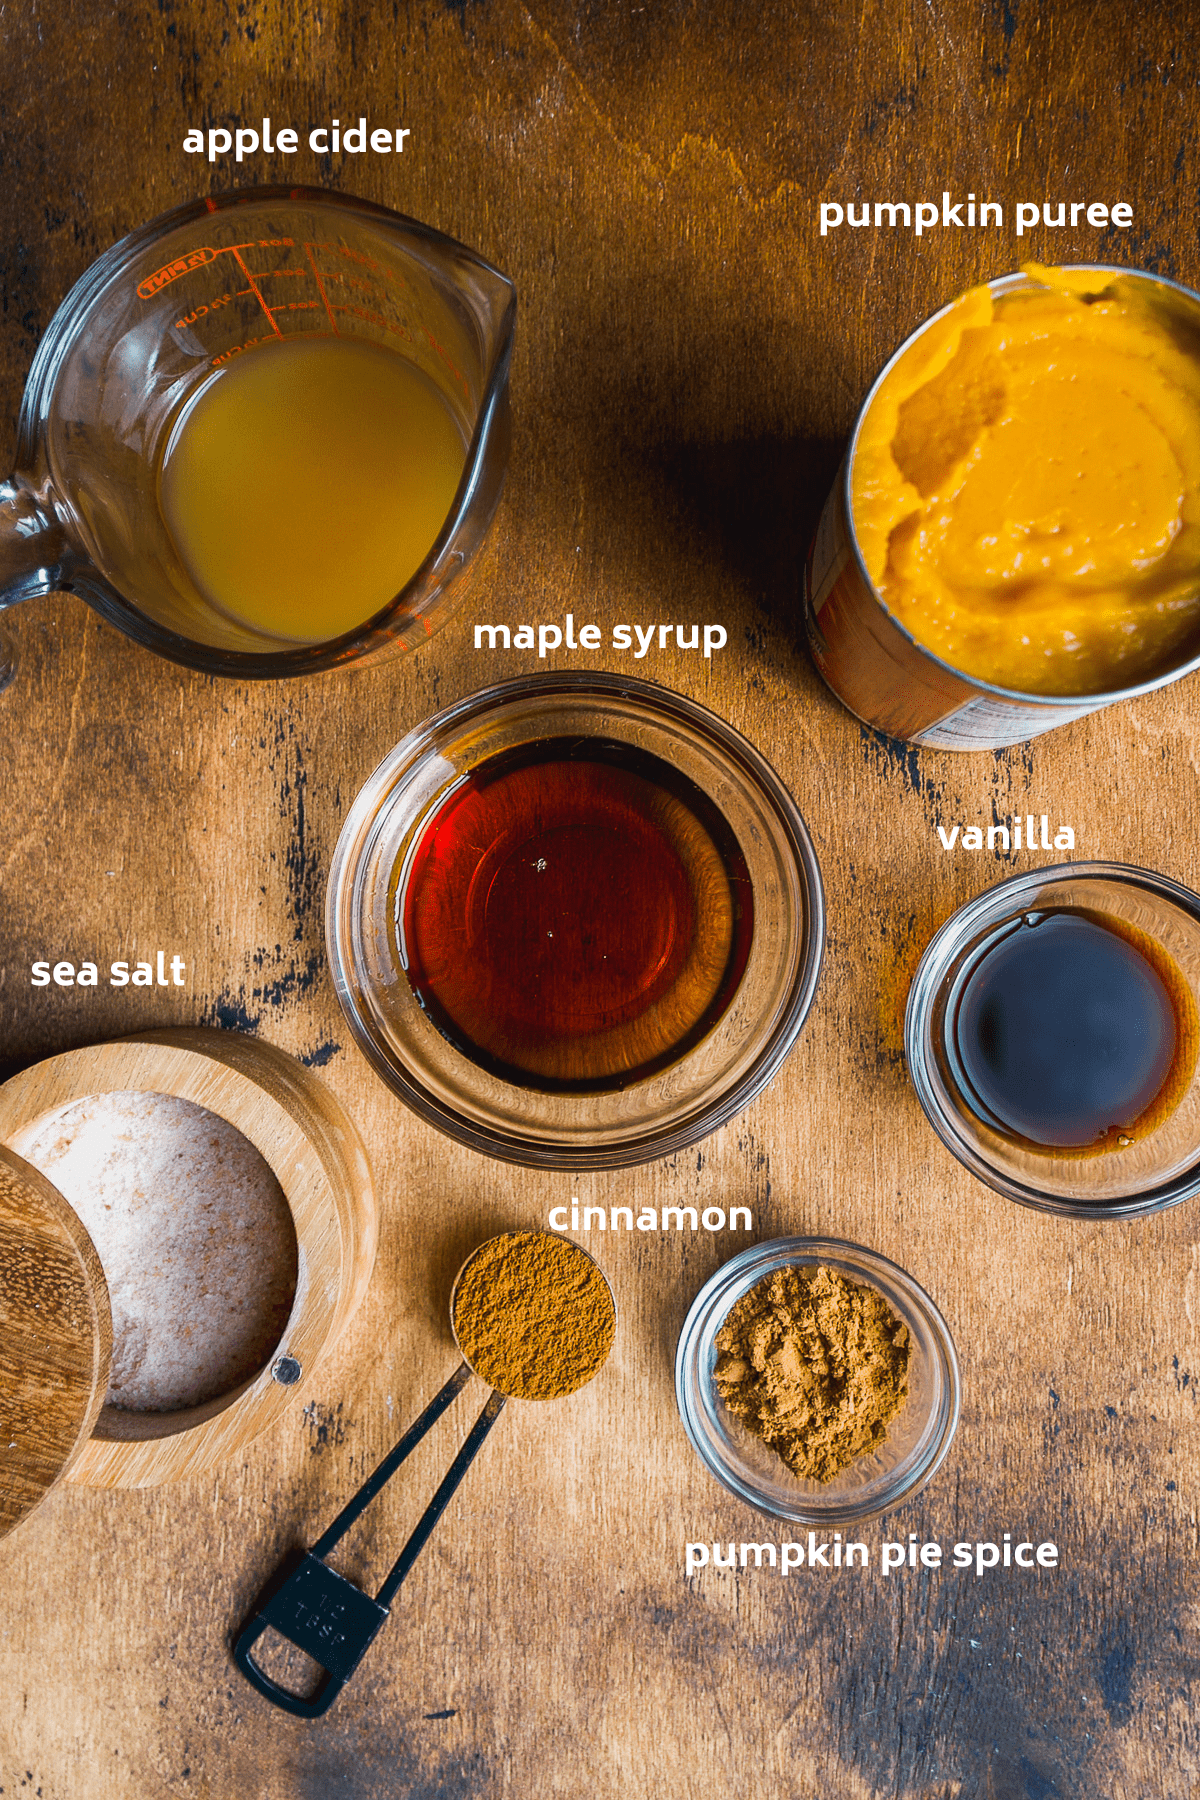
0, 186, 515, 683
232, 1232, 615, 1717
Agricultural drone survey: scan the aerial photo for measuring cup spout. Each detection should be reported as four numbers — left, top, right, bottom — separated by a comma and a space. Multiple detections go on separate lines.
0, 475, 70, 611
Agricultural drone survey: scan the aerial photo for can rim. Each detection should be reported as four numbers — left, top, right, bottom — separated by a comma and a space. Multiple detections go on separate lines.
841, 263, 1200, 710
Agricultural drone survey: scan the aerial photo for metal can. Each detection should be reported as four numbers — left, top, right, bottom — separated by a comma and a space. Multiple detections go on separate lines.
805, 267, 1200, 750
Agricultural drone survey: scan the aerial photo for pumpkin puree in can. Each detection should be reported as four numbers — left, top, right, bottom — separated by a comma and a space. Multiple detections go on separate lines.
851, 266, 1200, 696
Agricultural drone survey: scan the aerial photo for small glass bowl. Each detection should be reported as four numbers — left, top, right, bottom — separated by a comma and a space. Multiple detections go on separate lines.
675, 1238, 960, 1526
326, 672, 824, 1169
906, 862, 1200, 1218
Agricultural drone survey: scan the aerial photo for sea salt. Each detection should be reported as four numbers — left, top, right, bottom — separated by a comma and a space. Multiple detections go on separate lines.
8, 1091, 298, 1413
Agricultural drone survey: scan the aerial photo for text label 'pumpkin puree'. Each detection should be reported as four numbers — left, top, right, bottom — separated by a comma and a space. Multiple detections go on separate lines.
851, 266, 1200, 696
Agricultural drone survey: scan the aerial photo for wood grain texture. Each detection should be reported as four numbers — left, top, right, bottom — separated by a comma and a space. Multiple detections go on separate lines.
0, 1147, 111, 1539
1, 1, 1199, 1796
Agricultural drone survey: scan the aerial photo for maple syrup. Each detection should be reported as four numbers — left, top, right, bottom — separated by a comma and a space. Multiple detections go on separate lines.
948, 908, 1197, 1153
395, 739, 754, 1091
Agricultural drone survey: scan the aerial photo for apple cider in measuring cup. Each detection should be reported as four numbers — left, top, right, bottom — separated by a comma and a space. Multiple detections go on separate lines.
159, 336, 468, 644
0, 191, 514, 675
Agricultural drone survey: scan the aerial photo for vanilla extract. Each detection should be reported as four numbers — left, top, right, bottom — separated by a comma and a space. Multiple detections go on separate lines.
395, 738, 754, 1092
947, 908, 1197, 1153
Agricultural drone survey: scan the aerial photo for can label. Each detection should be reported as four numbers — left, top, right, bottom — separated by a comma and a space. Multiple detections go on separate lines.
806, 480, 849, 626
913, 693, 1109, 750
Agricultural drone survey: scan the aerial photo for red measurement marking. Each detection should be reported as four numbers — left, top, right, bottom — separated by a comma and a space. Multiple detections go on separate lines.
423, 326, 470, 399
338, 245, 384, 273
209, 332, 277, 365
303, 240, 341, 336
333, 302, 389, 328
327, 302, 412, 342
137, 246, 219, 299
229, 247, 284, 338
174, 292, 234, 328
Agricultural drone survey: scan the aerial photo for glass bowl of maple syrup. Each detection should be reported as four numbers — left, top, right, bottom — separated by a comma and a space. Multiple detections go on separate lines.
327, 672, 824, 1168
906, 862, 1200, 1216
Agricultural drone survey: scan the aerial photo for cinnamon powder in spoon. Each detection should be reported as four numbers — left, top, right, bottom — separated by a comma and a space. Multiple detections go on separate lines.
451, 1231, 615, 1400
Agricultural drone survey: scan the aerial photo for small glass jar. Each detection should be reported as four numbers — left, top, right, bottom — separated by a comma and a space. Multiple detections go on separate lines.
906, 862, 1200, 1218
326, 672, 824, 1170
675, 1238, 960, 1526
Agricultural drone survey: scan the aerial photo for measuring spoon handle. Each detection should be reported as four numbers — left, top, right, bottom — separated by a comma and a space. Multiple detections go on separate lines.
312, 1359, 474, 1558
233, 1376, 506, 1717
376, 1387, 506, 1604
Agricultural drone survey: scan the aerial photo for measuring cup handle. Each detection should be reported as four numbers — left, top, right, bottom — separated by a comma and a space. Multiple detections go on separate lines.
0, 476, 70, 610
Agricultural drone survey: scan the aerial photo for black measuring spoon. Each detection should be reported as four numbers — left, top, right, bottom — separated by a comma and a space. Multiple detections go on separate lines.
233, 1233, 614, 1717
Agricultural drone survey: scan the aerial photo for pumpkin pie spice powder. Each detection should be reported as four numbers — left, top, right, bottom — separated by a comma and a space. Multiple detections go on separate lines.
714, 1265, 911, 1482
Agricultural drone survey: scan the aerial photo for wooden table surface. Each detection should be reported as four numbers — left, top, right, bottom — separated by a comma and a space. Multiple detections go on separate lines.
2, 3, 1199, 1795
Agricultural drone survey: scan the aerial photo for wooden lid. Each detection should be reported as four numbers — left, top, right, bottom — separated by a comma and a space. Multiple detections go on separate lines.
0, 1144, 112, 1540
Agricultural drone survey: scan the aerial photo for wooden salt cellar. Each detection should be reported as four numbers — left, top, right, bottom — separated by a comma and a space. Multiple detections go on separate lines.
0, 1029, 376, 1523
